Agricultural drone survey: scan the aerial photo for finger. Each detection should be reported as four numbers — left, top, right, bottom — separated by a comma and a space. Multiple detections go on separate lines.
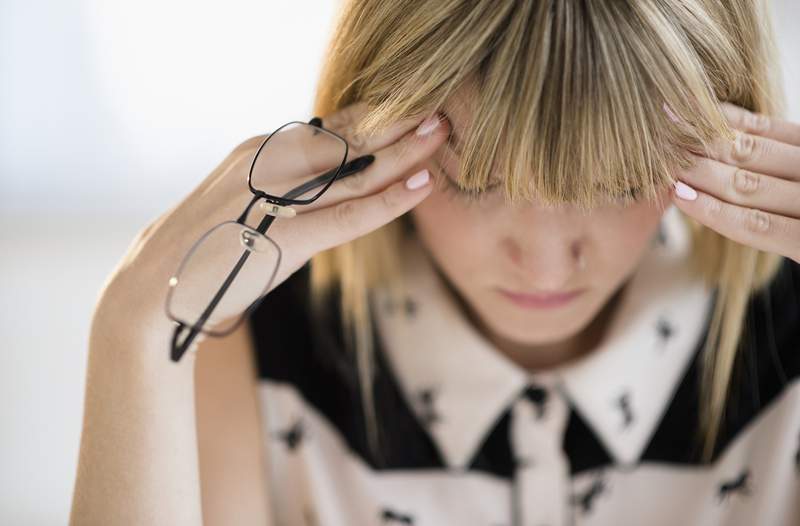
699, 129, 800, 182
278, 169, 434, 264
671, 182, 800, 264
322, 101, 439, 161
719, 102, 800, 147
299, 114, 449, 212
676, 153, 800, 220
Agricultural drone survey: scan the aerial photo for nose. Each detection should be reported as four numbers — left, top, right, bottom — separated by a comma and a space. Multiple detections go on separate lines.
499, 208, 585, 292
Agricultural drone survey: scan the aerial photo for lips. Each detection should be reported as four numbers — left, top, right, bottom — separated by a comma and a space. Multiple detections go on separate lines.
497, 287, 586, 309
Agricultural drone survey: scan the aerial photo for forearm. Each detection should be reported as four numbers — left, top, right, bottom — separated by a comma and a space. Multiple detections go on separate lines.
70, 278, 203, 526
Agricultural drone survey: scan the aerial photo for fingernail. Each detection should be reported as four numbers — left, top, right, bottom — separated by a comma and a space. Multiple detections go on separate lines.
673, 181, 697, 200
416, 115, 440, 137
406, 169, 430, 190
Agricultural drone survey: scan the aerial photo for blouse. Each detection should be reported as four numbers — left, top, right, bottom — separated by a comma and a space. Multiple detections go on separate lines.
246, 205, 800, 525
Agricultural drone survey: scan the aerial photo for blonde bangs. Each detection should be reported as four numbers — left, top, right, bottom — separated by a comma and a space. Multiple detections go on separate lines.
343, 0, 750, 211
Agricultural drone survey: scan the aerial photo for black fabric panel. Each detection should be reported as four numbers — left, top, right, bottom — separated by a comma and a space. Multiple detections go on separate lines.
642, 257, 800, 465
563, 409, 616, 475
247, 262, 444, 471
468, 410, 515, 479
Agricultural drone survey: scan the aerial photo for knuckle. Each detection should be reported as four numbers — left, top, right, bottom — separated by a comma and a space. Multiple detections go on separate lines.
705, 195, 723, 217
733, 168, 759, 195
380, 187, 400, 210
347, 130, 368, 152
732, 131, 756, 162
743, 207, 771, 234
342, 171, 367, 192
743, 110, 771, 134
333, 199, 360, 229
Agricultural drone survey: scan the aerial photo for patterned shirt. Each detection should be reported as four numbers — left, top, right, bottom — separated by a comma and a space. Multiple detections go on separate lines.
247, 205, 800, 525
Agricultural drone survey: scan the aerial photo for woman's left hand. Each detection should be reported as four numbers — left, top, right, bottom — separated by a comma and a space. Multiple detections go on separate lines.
670, 102, 800, 264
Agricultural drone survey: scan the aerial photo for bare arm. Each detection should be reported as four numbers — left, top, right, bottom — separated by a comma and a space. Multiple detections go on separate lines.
68, 138, 261, 526
69, 277, 205, 525
195, 318, 274, 525
70, 231, 274, 526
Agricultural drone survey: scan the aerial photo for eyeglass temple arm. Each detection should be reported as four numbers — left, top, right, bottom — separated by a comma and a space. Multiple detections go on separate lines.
170, 237, 257, 361
170, 117, 375, 362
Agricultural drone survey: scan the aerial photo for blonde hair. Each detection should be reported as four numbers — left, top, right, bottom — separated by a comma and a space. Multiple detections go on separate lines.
306, 0, 786, 465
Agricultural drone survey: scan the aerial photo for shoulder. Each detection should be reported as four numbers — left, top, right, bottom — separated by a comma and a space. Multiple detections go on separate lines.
246, 261, 357, 385
244, 262, 443, 470
642, 257, 800, 465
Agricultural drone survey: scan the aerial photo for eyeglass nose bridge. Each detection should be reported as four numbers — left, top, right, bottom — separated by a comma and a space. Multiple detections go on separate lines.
260, 200, 296, 218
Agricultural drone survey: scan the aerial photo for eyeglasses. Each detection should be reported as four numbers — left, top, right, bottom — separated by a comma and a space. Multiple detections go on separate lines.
165, 116, 373, 362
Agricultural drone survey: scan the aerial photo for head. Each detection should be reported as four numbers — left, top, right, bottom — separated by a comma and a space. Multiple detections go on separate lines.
409, 76, 675, 360
308, 0, 786, 463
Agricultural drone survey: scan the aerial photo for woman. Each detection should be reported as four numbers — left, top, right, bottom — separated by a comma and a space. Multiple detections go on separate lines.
70, 0, 800, 524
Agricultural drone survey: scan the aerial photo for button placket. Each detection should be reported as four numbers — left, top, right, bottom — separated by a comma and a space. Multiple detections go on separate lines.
510, 383, 570, 526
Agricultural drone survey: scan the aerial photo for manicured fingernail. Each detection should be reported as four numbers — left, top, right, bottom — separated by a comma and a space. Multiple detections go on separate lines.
406, 169, 430, 190
673, 181, 697, 200
416, 115, 440, 136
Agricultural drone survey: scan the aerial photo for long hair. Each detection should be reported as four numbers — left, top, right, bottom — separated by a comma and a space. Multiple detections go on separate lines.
305, 0, 786, 465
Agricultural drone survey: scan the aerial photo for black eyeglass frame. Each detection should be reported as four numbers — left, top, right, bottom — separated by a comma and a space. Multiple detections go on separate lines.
167, 116, 375, 362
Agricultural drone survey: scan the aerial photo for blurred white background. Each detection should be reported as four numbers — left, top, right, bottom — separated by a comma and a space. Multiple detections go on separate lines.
0, 0, 797, 523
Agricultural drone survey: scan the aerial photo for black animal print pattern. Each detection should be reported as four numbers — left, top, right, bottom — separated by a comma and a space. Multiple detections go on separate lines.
656, 222, 668, 246
717, 468, 752, 503
654, 316, 676, 351
380, 507, 415, 524
415, 386, 442, 426
273, 416, 305, 451
382, 295, 419, 318
614, 391, 635, 430
571, 472, 609, 515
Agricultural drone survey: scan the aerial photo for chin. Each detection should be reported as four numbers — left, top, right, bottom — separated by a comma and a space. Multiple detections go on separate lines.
490, 315, 586, 346
475, 292, 595, 345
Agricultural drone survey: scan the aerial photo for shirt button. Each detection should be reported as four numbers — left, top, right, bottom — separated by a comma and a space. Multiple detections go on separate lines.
524, 385, 549, 419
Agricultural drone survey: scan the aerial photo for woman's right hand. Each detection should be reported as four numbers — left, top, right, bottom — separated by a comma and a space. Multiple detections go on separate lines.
100, 101, 451, 326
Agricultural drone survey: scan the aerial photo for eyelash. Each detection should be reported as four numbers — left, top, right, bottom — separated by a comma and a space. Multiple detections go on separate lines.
437, 172, 643, 205
437, 167, 501, 204
437, 122, 643, 205
609, 187, 643, 205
